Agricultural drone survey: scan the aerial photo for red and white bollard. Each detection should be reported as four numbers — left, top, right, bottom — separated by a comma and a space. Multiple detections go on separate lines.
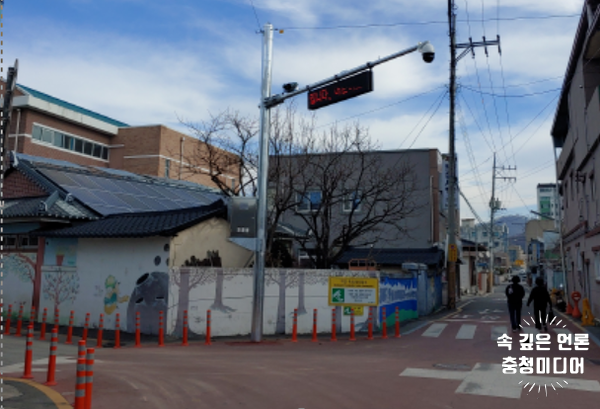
82, 312, 90, 343
16, 304, 23, 337
5, 304, 12, 335
395, 306, 401, 338
53, 308, 60, 332
45, 328, 58, 386
97, 313, 104, 348
367, 307, 374, 340
134, 311, 141, 348
85, 348, 95, 409
40, 308, 48, 340
331, 308, 337, 342
74, 341, 87, 409
349, 308, 356, 341
205, 310, 212, 345
66, 310, 74, 344
158, 311, 165, 347
381, 307, 388, 339
291, 308, 298, 342
22, 324, 34, 379
182, 310, 189, 347
114, 313, 121, 349
311, 309, 318, 342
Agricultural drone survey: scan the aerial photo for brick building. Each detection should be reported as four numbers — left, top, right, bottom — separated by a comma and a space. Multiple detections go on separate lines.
2, 81, 239, 190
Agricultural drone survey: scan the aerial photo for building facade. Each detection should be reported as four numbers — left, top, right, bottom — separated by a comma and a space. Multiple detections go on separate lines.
2, 82, 239, 190
460, 218, 510, 256
552, 0, 600, 321
536, 183, 559, 224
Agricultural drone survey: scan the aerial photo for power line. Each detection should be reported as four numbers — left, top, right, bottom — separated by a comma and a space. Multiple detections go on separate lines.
461, 85, 561, 97
407, 90, 448, 149
248, 0, 262, 31
398, 88, 448, 148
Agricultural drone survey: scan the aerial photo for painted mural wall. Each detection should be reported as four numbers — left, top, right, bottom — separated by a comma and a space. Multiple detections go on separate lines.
2, 252, 37, 320
37, 237, 171, 334
167, 268, 420, 337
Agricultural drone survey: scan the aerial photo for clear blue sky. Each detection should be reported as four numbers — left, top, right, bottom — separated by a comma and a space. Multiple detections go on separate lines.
3, 0, 583, 221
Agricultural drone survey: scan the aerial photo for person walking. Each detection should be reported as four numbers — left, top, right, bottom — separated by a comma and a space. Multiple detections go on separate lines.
527, 277, 553, 331
506, 275, 525, 332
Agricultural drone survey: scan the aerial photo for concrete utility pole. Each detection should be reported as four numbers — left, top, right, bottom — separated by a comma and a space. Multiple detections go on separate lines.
488, 153, 516, 281
447, 0, 500, 309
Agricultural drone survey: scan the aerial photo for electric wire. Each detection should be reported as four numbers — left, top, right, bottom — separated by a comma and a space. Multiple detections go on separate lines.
398, 88, 448, 148
248, 0, 262, 31
407, 90, 448, 149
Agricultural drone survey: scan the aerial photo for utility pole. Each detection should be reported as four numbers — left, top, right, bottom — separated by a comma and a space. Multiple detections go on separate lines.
447, 0, 500, 309
488, 153, 516, 283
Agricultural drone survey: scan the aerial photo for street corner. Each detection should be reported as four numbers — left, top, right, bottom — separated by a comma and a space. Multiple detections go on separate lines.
1, 377, 72, 409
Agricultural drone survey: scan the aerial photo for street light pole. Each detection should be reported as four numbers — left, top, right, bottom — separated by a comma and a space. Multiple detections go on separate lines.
250, 23, 274, 343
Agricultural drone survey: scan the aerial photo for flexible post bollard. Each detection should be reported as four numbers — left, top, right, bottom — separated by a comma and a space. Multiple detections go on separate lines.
97, 313, 104, 348
349, 308, 356, 341
82, 312, 90, 343
74, 343, 87, 409
40, 307, 47, 340
85, 348, 95, 409
114, 313, 121, 349
45, 328, 58, 386
66, 310, 74, 344
292, 308, 298, 342
205, 310, 212, 345
5, 304, 12, 335
331, 308, 337, 342
22, 324, 34, 379
312, 309, 318, 342
16, 304, 23, 337
182, 310, 188, 347
382, 307, 388, 339
53, 308, 60, 332
367, 307, 374, 340
395, 306, 401, 338
158, 311, 165, 347
135, 311, 141, 348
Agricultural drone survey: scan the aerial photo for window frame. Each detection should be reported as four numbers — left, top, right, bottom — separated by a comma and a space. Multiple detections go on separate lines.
296, 191, 322, 213
342, 190, 362, 213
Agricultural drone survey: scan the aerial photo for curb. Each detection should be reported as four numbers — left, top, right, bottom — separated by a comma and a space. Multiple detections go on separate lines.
3, 377, 72, 408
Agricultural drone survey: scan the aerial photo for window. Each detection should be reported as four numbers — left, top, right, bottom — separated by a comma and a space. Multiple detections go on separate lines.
3, 235, 17, 248
31, 124, 109, 161
74, 139, 84, 153
41, 127, 53, 143
296, 191, 322, 213
595, 251, 600, 281
482, 231, 488, 237
165, 158, 171, 178
101, 147, 109, 160
19, 236, 38, 248
343, 191, 362, 213
92, 144, 102, 158
83, 141, 93, 155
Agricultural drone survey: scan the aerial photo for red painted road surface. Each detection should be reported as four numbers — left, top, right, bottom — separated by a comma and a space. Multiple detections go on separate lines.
4, 289, 600, 409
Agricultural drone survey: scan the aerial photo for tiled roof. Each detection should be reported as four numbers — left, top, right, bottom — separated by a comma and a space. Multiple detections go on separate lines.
1, 194, 97, 220
17, 84, 129, 128
13, 153, 224, 216
336, 247, 445, 267
36, 200, 226, 238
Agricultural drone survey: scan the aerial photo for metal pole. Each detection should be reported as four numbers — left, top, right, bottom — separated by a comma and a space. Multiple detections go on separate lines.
250, 23, 274, 343
446, 0, 458, 310
553, 146, 568, 295
489, 153, 496, 283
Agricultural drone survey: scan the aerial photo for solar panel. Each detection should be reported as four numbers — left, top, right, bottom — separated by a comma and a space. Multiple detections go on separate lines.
113, 193, 152, 211
38, 169, 78, 186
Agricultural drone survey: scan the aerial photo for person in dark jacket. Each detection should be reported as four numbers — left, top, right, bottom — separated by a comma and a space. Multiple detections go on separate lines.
506, 275, 526, 332
527, 277, 552, 331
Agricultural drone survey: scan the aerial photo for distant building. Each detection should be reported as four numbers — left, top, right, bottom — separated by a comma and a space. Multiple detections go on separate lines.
536, 183, 558, 224
460, 218, 509, 255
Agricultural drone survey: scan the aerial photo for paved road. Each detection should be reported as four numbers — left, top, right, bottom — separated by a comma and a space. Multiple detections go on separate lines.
3, 286, 600, 408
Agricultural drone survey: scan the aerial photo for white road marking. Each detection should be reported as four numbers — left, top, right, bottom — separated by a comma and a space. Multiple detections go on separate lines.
422, 323, 447, 338
400, 362, 600, 399
491, 326, 508, 341
456, 324, 477, 340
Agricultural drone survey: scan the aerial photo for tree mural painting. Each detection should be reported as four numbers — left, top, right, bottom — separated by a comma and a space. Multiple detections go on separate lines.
43, 268, 80, 315
266, 269, 300, 334
296, 270, 329, 315
4, 253, 36, 284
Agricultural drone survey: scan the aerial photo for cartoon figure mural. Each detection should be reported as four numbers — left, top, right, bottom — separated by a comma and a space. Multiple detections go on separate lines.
126, 272, 169, 335
103, 275, 130, 315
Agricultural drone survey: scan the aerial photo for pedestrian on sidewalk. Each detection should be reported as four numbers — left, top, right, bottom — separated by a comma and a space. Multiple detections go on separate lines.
506, 275, 525, 332
527, 277, 552, 331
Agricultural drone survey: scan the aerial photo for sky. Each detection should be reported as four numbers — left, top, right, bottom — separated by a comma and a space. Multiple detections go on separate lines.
3, 0, 585, 225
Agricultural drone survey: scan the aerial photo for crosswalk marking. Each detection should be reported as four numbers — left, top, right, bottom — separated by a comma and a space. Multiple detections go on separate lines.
491, 326, 508, 341
422, 323, 447, 337
456, 324, 477, 339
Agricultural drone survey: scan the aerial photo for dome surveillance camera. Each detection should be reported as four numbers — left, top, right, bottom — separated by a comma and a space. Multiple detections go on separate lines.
418, 41, 435, 63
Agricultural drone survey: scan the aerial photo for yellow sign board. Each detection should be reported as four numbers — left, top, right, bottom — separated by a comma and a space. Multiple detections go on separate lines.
329, 277, 379, 306
515, 259, 524, 266
343, 306, 364, 316
448, 244, 458, 262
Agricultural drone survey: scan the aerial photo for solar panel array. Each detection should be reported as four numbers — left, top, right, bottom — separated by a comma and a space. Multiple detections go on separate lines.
38, 168, 223, 216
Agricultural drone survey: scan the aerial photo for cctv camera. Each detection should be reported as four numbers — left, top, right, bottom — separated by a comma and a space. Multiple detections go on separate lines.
418, 41, 435, 63
283, 82, 298, 93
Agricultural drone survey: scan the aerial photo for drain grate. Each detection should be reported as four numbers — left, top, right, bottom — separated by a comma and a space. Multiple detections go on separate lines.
433, 363, 472, 371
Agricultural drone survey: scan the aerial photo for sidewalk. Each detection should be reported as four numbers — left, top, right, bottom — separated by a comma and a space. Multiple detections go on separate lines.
1, 378, 71, 408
